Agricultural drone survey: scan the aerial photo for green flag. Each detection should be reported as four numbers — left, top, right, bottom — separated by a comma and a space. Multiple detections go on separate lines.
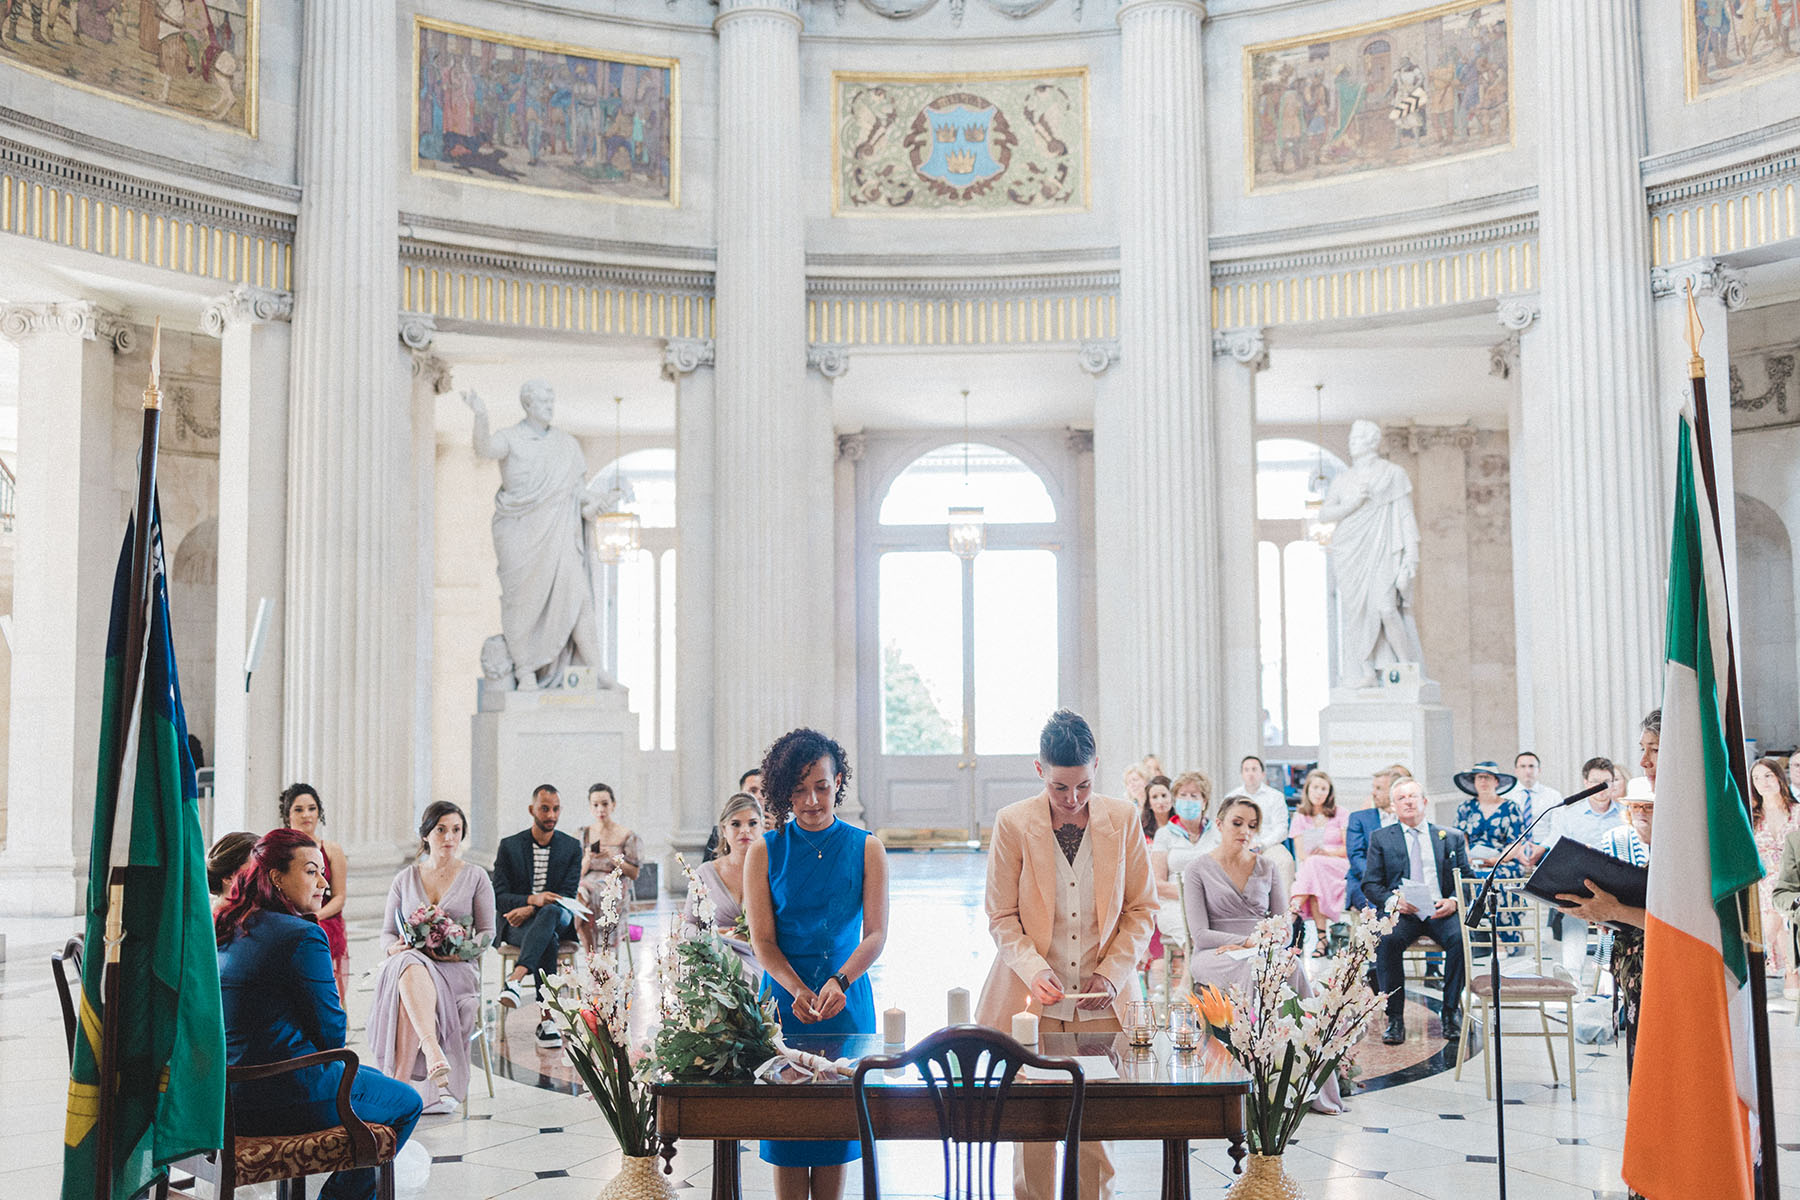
62, 498, 225, 1200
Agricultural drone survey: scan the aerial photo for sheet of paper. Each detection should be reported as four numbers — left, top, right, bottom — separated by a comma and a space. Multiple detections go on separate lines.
1222, 947, 1258, 961
1400, 881, 1436, 912
1022, 1055, 1119, 1083
555, 895, 593, 919
1468, 843, 1501, 862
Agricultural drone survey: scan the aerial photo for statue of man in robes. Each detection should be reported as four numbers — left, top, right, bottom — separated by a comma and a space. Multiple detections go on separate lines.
1319, 419, 1425, 688
465, 381, 616, 691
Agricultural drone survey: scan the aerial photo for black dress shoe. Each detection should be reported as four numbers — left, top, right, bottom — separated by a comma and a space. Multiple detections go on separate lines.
1383, 1017, 1406, 1045
1442, 1017, 1462, 1043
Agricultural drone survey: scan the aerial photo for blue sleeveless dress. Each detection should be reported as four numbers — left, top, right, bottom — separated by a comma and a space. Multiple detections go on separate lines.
758, 818, 874, 1167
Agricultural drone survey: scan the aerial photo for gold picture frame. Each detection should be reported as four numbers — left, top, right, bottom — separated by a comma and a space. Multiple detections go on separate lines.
1683, 0, 1800, 102
830, 66, 1091, 218
411, 15, 679, 207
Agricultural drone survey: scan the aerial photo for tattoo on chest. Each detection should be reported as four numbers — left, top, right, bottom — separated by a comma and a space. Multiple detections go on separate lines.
1053, 822, 1086, 864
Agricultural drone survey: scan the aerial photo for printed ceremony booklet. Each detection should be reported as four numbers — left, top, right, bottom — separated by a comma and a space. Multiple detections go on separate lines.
1524, 840, 1647, 929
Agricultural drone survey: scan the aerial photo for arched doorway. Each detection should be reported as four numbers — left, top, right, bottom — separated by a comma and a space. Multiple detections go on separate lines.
857, 433, 1078, 840
1737, 492, 1798, 752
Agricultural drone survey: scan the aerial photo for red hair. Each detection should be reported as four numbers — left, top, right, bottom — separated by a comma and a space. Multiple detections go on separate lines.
214, 828, 319, 947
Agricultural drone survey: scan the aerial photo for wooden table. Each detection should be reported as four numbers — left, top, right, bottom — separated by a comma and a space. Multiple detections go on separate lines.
653, 1031, 1249, 1200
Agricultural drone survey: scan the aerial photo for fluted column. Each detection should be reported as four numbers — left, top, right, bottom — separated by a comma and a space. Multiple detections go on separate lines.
666, 337, 717, 861
285, 2, 414, 861
0, 303, 120, 916
202, 286, 292, 835
713, 0, 830, 778
1212, 329, 1266, 762
1534, 2, 1662, 768
1105, 0, 1219, 771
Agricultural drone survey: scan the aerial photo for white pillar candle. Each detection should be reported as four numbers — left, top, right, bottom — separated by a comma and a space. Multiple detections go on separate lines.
883, 1007, 905, 1045
947, 987, 971, 1026
1012, 1011, 1039, 1046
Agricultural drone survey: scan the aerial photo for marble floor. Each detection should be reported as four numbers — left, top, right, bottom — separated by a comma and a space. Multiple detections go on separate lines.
4, 850, 1798, 1199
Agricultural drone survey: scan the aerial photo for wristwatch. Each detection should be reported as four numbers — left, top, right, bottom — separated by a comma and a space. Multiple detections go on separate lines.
831, 971, 851, 992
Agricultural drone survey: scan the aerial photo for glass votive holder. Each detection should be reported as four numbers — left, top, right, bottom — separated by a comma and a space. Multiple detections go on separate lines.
1126, 1000, 1158, 1046
1170, 1005, 1200, 1051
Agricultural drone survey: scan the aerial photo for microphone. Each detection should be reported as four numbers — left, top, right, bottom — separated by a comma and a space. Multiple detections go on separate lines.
1550, 781, 1609, 810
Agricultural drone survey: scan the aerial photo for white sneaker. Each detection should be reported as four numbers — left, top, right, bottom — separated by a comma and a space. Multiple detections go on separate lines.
535, 1019, 563, 1050
499, 980, 523, 1009
420, 1095, 459, 1116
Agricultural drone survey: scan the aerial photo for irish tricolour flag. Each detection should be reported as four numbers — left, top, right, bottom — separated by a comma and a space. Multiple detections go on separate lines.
1621, 416, 1764, 1200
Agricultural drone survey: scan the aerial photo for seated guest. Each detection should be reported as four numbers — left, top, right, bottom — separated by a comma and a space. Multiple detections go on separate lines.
684, 791, 764, 980
1150, 773, 1206, 1003
368, 801, 495, 1116
1363, 779, 1472, 1045
1138, 775, 1177, 981
1541, 758, 1625, 953
1345, 765, 1406, 910
1512, 750, 1563, 866
216, 830, 422, 1200
280, 783, 350, 1002
1224, 754, 1294, 891
1770, 822, 1800, 1004
1170, 770, 1218, 851
1184, 798, 1345, 1114
1455, 760, 1528, 947
1559, 771, 1655, 1076
576, 781, 642, 956
491, 784, 582, 1050
207, 831, 259, 915
1289, 770, 1351, 956
704, 769, 765, 861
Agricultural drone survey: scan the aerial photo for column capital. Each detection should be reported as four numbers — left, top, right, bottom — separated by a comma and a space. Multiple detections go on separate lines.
1649, 258, 1748, 311
0, 301, 128, 348
1077, 338, 1120, 376
836, 431, 867, 462
1489, 332, 1520, 380
662, 337, 716, 380
716, 0, 802, 28
397, 311, 437, 353
200, 286, 294, 338
1496, 294, 1541, 332
807, 343, 851, 379
1117, 0, 1207, 23
411, 353, 454, 396
1064, 426, 1095, 454
1211, 327, 1268, 371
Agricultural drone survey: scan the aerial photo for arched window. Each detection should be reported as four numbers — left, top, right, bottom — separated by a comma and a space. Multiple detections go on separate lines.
879, 442, 1057, 526
593, 448, 676, 752
1256, 438, 1343, 754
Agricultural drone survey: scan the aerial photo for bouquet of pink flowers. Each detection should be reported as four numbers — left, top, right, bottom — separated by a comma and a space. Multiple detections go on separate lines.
398, 902, 491, 961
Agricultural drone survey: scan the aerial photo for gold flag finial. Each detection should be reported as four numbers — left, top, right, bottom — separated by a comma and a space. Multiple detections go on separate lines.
143, 317, 162, 411
1683, 278, 1705, 380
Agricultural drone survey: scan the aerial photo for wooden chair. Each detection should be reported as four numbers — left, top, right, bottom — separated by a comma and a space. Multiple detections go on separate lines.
218, 1049, 401, 1199
493, 939, 579, 1045
852, 1024, 1085, 1200
1454, 871, 1580, 1099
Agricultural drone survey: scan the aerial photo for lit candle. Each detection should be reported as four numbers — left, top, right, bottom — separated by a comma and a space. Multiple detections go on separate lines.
883, 1007, 906, 1046
1012, 1011, 1039, 1046
947, 987, 971, 1026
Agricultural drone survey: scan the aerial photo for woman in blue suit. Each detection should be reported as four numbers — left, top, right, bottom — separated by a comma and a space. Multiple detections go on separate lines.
745, 729, 889, 1200
216, 829, 423, 1200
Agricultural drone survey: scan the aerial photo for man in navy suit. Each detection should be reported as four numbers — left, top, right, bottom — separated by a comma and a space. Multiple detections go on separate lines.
492, 784, 583, 1048
1362, 778, 1472, 1045
1345, 765, 1407, 910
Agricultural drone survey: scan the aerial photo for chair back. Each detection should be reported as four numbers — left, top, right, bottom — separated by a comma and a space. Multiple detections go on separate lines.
1454, 870, 1549, 978
52, 935, 84, 1065
852, 1024, 1084, 1200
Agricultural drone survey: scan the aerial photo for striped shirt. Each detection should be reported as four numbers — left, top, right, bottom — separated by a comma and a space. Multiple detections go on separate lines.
1600, 825, 1649, 868
531, 842, 551, 893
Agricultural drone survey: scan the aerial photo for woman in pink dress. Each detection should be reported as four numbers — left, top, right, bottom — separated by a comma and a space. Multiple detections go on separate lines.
1288, 769, 1350, 957
1751, 757, 1797, 994
279, 783, 348, 1001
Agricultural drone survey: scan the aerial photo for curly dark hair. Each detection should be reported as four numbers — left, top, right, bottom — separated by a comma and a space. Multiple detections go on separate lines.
278, 782, 323, 827
759, 728, 852, 827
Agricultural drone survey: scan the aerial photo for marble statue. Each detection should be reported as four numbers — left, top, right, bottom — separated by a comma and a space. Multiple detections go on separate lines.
1319, 419, 1425, 688
465, 381, 616, 690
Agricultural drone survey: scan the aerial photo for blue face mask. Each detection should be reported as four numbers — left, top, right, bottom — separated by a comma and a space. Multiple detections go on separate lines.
1174, 798, 1204, 823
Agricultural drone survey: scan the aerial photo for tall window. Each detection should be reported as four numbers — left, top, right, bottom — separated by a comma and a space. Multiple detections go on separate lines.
594, 448, 676, 752
1256, 438, 1342, 754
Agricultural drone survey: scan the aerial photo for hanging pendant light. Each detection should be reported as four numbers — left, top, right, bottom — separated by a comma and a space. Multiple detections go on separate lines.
594, 395, 642, 564
947, 388, 985, 560
1304, 382, 1336, 547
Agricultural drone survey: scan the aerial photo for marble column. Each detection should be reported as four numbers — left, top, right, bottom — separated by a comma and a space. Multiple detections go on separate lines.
404, 316, 451, 833
665, 337, 716, 860
713, 0, 830, 779
0, 303, 120, 916
1212, 329, 1266, 762
285, 1, 414, 866
1106, 0, 1220, 771
201, 286, 292, 835
1533, 2, 1663, 770
1065, 425, 1099, 726
808, 348, 861, 820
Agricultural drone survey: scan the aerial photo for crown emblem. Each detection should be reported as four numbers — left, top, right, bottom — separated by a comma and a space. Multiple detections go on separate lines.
964, 123, 987, 143
935, 124, 958, 143
945, 148, 976, 174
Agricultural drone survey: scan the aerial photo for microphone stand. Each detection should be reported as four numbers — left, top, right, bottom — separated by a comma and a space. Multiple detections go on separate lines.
1462, 782, 1606, 1200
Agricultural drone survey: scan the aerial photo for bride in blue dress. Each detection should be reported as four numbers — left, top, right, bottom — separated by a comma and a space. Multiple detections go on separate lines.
744, 728, 890, 1200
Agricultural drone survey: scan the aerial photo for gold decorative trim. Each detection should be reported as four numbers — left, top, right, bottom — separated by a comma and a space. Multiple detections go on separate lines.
0, 0, 259, 138
1649, 181, 1800, 267
410, 16, 679, 208
805, 292, 1116, 346
829, 66, 1091, 219
399, 262, 712, 339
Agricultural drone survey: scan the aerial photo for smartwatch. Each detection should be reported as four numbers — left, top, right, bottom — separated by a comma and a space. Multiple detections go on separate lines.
831, 971, 851, 992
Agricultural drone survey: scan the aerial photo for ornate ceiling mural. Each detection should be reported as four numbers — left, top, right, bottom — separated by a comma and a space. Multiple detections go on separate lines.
835, 0, 1071, 23
833, 69, 1088, 216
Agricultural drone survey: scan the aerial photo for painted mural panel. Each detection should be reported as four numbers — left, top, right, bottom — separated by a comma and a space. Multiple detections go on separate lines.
833, 69, 1088, 216
1244, 0, 1510, 193
413, 18, 677, 205
0, 0, 255, 134
1686, 2, 1800, 100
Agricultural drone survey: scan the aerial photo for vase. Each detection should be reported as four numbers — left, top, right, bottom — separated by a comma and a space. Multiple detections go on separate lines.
598, 1154, 679, 1200
1223, 1152, 1306, 1200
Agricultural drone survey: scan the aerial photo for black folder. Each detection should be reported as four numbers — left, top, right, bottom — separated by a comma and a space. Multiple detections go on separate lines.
1523, 839, 1648, 928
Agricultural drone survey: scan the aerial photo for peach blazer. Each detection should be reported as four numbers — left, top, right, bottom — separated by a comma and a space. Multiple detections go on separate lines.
974, 792, 1159, 1029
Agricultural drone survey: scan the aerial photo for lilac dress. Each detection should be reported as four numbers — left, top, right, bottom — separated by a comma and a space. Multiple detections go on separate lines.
682, 859, 761, 983
367, 862, 496, 1105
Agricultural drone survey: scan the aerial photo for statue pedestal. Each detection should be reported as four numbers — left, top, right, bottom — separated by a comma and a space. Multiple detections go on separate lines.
1319, 665, 1456, 818
469, 677, 640, 867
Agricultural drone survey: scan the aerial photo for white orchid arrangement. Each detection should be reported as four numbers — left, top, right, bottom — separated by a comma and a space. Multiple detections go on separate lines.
1190, 907, 1398, 1156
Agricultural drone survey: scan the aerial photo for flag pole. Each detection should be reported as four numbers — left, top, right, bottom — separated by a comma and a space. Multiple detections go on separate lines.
92, 319, 164, 1200
1683, 283, 1780, 1200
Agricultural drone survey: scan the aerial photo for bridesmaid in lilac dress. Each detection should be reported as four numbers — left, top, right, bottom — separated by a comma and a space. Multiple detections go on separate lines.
683, 792, 764, 980
368, 801, 495, 1115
